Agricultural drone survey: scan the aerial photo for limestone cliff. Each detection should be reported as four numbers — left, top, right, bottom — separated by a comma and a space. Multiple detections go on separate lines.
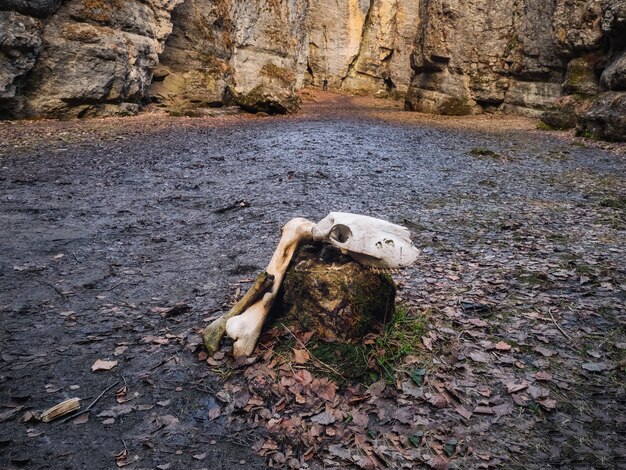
0, 0, 625, 139
405, 0, 626, 139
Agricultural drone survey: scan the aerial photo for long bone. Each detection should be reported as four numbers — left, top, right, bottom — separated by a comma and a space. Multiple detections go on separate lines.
225, 218, 315, 357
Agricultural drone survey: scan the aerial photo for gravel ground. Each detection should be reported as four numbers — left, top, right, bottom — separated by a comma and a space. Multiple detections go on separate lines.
1, 92, 624, 469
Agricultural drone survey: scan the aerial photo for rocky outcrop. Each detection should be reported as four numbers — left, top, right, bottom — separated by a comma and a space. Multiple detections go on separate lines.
1, 0, 625, 140
0, 0, 182, 118
234, 83, 301, 115
306, 0, 419, 94
405, 0, 568, 117
0, 11, 43, 114
402, 0, 625, 139
147, 0, 234, 115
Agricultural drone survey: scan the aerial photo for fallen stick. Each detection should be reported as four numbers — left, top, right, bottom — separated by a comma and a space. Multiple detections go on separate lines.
60, 380, 120, 423
202, 271, 274, 355
548, 308, 572, 340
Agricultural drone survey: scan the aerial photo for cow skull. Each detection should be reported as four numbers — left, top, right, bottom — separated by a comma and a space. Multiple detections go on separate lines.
312, 212, 419, 269
220, 213, 419, 357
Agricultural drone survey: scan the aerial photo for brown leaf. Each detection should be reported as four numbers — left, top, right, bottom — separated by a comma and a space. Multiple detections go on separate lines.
534, 346, 556, 357
208, 406, 221, 421
293, 349, 310, 364
293, 369, 313, 386
455, 405, 472, 420
534, 371, 552, 381
495, 341, 511, 351
311, 411, 335, 425
506, 381, 529, 394
473, 405, 494, 415
468, 351, 490, 363
429, 393, 450, 409
582, 362, 613, 372
311, 378, 337, 402
366, 379, 386, 397
468, 318, 488, 328
429, 454, 450, 470
422, 336, 433, 351
91, 359, 118, 372
73, 413, 89, 425
538, 397, 557, 410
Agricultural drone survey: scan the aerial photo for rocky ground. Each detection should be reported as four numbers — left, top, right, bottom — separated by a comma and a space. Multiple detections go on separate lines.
1, 92, 625, 469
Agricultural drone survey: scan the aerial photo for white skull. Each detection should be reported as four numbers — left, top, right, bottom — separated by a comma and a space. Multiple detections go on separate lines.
312, 212, 419, 269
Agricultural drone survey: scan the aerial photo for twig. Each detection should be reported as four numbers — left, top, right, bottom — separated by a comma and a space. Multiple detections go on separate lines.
281, 324, 346, 380
547, 309, 572, 340
60, 380, 120, 423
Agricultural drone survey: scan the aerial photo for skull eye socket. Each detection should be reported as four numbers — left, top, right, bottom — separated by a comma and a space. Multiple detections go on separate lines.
329, 224, 352, 244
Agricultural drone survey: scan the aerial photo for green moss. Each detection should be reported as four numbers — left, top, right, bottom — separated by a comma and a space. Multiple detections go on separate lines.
308, 340, 371, 385
537, 121, 556, 131
296, 305, 430, 386
260, 63, 295, 87
599, 197, 626, 210
467, 147, 505, 160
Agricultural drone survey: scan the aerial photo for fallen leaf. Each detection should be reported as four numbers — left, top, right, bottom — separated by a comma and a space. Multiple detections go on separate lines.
311, 411, 335, 425
495, 341, 511, 351
366, 379, 386, 397
468, 351, 490, 363
534, 371, 552, 381
468, 318, 488, 328
506, 381, 529, 394
208, 406, 221, 421
91, 359, 118, 372
293, 349, 310, 364
455, 405, 472, 420
410, 368, 426, 386
73, 413, 89, 425
473, 405, 494, 415
582, 362, 612, 372
538, 397, 557, 410
534, 346, 556, 357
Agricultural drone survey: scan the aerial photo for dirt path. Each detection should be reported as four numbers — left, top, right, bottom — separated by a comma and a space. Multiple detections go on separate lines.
1, 93, 624, 469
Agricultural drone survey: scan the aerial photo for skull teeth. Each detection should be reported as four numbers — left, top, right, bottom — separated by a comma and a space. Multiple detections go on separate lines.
368, 267, 400, 274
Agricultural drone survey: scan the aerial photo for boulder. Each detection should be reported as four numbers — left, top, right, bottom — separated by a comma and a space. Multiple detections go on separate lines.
0, 11, 42, 116
578, 91, 626, 141
235, 84, 301, 115
563, 57, 599, 96
273, 244, 396, 343
540, 95, 594, 129
0, 0, 62, 17
600, 51, 626, 91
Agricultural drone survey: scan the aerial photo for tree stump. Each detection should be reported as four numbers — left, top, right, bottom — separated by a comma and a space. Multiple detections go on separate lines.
272, 243, 396, 342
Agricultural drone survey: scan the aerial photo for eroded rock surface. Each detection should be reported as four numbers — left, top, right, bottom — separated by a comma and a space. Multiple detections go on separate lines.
0, 0, 625, 139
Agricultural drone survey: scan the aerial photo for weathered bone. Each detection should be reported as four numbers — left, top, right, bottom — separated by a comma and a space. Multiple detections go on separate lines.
312, 212, 419, 269
206, 213, 419, 357
201, 271, 274, 355
225, 218, 315, 357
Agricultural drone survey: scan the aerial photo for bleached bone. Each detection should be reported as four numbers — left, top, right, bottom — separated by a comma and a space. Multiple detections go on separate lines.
225, 218, 315, 357
312, 212, 419, 269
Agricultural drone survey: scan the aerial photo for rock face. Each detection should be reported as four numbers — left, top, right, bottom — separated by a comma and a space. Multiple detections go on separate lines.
275, 244, 396, 343
0, 0, 625, 139
1, 0, 182, 118
306, 0, 419, 94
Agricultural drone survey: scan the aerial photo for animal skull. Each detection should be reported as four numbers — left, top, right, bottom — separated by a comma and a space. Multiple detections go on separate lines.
312, 212, 419, 269
221, 213, 419, 357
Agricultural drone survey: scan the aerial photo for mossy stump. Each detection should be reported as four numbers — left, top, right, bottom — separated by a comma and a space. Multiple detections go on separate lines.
273, 243, 396, 342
